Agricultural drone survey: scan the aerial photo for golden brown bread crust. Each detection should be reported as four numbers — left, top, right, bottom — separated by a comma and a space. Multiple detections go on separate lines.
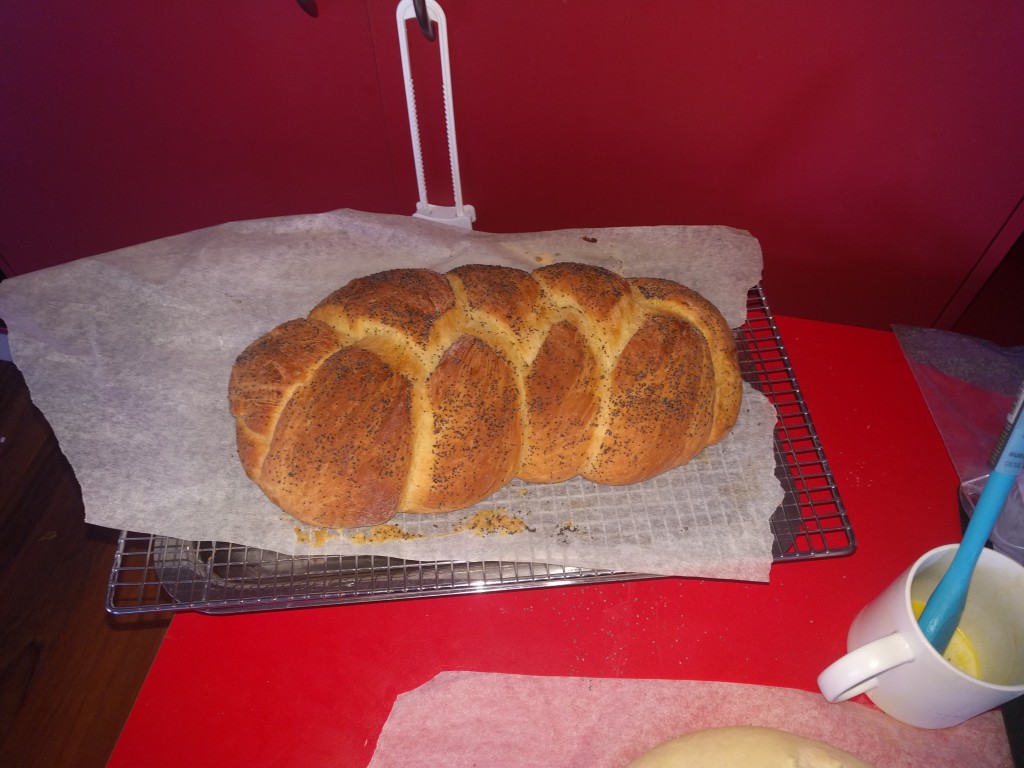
587, 315, 714, 485
228, 263, 743, 529
629, 276, 743, 445
228, 318, 342, 480
519, 320, 599, 483
259, 346, 413, 527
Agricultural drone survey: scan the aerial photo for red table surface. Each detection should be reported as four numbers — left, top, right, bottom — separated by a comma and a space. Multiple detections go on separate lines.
108, 316, 965, 768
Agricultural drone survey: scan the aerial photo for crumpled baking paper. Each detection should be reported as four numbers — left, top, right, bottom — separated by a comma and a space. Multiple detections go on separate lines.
368, 671, 1013, 768
0, 209, 783, 581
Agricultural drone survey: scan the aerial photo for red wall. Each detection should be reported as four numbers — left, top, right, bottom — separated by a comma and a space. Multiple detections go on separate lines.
1, 2, 402, 272
3, 1, 1023, 331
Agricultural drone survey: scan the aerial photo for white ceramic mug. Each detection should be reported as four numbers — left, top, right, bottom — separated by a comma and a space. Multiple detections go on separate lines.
818, 544, 1024, 728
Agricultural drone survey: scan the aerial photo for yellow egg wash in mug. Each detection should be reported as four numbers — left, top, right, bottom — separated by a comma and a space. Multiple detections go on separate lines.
912, 600, 981, 678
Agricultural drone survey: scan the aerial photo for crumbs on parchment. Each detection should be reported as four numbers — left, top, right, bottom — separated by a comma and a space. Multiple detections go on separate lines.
554, 521, 582, 544
349, 524, 425, 544
556, 521, 579, 535
293, 526, 338, 547
456, 508, 534, 537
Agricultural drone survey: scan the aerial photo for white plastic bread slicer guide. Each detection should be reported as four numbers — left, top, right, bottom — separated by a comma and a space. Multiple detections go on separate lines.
396, 0, 476, 230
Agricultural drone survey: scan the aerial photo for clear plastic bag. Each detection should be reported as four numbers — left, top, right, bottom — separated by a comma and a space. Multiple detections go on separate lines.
894, 324, 1024, 564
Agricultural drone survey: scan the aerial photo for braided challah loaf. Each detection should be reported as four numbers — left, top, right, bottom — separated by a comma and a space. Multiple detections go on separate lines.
229, 262, 743, 529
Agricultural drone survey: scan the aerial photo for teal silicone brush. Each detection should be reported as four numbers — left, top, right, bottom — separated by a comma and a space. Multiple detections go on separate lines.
918, 397, 1024, 653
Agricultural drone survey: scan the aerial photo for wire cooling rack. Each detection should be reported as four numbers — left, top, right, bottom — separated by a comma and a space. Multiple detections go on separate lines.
107, 284, 854, 614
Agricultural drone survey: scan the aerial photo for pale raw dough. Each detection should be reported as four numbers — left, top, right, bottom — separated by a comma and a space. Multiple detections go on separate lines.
627, 726, 874, 767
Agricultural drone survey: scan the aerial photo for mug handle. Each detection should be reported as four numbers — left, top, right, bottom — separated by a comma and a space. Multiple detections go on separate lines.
817, 632, 915, 703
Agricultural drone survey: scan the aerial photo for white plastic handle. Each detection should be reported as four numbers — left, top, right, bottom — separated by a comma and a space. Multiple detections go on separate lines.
395, 0, 475, 230
817, 632, 915, 703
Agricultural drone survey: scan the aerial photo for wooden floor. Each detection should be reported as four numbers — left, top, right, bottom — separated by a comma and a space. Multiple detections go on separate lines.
0, 360, 170, 768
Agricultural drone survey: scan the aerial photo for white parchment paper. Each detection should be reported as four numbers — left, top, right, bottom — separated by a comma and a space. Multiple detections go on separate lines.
0, 209, 783, 581
368, 672, 1013, 768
